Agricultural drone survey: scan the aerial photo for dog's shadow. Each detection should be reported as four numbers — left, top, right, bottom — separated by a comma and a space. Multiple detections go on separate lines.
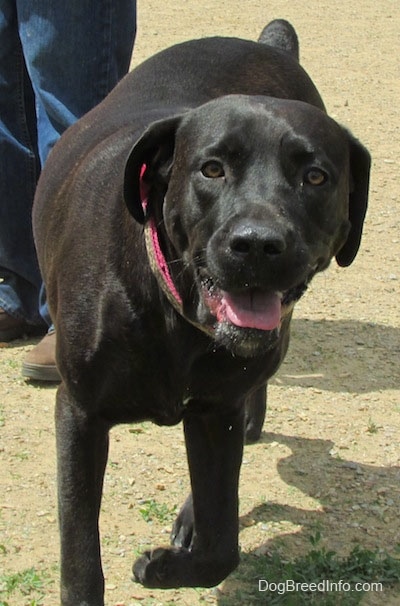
217, 316, 400, 603
219, 431, 400, 604
276, 318, 399, 393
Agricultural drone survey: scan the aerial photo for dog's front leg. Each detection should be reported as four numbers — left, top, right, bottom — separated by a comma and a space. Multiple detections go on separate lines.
183, 405, 244, 581
133, 404, 244, 588
56, 384, 109, 606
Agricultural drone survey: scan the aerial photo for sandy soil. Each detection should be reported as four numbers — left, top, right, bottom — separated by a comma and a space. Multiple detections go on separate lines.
1, 1, 399, 604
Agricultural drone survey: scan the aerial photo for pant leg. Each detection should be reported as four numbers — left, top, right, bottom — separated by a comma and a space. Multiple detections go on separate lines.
18, 0, 137, 165
1, 0, 136, 326
0, 0, 45, 325
19, 0, 137, 327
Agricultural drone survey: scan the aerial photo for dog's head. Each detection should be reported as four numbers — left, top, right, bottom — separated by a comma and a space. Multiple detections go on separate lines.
124, 95, 370, 357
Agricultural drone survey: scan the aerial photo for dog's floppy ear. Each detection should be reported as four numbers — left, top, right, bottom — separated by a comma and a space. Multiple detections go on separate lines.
124, 115, 182, 223
335, 135, 371, 267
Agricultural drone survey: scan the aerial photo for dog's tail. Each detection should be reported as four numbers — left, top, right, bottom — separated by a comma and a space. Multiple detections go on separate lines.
258, 19, 299, 61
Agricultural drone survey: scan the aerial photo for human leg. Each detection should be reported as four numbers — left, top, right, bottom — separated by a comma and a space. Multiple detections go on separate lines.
0, 0, 47, 332
19, 0, 136, 376
18, 0, 137, 165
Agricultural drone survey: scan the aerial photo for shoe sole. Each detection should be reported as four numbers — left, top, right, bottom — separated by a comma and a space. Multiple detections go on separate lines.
21, 362, 61, 382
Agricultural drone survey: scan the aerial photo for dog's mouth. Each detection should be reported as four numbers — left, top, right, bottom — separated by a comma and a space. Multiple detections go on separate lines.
199, 274, 308, 335
202, 283, 282, 331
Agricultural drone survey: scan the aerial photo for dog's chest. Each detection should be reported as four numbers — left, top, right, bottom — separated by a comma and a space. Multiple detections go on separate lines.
102, 340, 259, 425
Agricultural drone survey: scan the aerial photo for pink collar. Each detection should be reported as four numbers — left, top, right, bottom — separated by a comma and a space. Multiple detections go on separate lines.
140, 164, 182, 309
140, 164, 213, 336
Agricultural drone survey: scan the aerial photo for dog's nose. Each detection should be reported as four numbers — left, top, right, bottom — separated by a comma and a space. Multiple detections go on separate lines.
229, 221, 286, 258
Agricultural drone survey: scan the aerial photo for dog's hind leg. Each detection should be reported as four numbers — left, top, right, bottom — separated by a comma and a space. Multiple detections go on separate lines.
245, 384, 268, 443
170, 493, 194, 549
258, 18, 299, 61
133, 404, 244, 588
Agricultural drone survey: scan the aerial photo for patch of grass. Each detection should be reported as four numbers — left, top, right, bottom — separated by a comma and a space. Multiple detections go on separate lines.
3, 359, 19, 371
366, 418, 380, 434
139, 498, 176, 524
12, 450, 29, 461
219, 538, 400, 605
0, 567, 53, 605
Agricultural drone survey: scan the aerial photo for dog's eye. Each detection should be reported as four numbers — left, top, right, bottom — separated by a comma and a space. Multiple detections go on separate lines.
201, 161, 225, 179
304, 168, 328, 186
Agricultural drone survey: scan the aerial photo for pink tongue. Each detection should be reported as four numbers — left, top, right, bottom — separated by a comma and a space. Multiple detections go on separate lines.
218, 290, 281, 331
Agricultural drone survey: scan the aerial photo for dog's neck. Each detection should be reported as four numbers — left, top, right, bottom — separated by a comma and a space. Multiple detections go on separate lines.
140, 164, 214, 338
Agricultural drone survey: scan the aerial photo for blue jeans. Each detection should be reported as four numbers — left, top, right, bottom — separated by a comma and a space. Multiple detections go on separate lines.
0, 0, 136, 326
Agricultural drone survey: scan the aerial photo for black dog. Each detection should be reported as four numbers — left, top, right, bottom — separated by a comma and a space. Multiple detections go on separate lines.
33, 20, 370, 604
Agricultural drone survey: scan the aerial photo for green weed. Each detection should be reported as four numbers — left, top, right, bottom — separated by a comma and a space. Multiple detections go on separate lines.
139, 499, 176, 524
366, 418, 380, 434
0, 567, 53, 605
219, 539, 400, 605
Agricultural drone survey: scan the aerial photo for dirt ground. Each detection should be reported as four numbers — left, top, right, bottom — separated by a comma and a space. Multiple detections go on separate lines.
1, 1, 399, 604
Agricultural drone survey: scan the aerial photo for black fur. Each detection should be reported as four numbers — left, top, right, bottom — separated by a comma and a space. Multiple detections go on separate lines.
33, 20, 370, 604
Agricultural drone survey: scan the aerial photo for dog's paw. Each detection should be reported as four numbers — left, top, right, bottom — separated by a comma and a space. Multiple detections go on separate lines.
132, 546, 190, 588
133, 547, 173, 587
245, 419, 263, 443
132, 545, 238, 588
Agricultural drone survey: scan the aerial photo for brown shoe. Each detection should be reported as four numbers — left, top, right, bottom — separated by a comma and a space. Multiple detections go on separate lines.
0, 307, 45, 342
22, 330, 61, 382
